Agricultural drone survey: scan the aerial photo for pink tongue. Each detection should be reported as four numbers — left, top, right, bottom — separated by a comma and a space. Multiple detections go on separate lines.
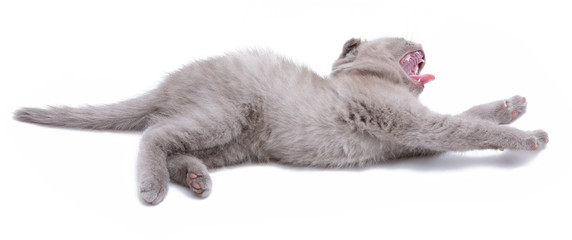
409, 74, 435, 84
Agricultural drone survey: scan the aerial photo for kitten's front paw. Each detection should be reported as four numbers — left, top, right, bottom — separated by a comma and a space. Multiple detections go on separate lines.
139, 179, 168, 205
524, 130, 549, 150
498, 95, 527, 124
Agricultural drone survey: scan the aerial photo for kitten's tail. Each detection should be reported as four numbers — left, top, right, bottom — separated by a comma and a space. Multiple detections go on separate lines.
14, 91, 160, 131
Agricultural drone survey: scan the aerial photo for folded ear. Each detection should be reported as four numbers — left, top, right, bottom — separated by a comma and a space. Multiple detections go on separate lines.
331, 38, 362, 74
339, 38, 361, 58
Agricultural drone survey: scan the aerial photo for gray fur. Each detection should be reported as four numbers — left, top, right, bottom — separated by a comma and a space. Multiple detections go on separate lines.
14, 37, 549, 205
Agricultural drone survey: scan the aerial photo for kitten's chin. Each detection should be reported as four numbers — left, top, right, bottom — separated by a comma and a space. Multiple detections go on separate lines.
399, 50, 435, 87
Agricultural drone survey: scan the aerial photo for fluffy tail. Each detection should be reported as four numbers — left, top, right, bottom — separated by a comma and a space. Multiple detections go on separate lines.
14, 91, 160, 131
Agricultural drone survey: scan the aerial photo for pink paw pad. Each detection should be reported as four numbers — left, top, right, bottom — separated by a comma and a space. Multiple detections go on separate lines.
511, 110, 519, 120
531, 144, 538, 151
191, 182, 202, 191
186, 172, 203, 194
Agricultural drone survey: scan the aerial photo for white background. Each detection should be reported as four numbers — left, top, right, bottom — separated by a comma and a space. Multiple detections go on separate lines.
1, 0, 571, 239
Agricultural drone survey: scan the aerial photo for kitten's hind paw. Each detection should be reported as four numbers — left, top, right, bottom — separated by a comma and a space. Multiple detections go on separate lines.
139, 179, 168, 205
167, 155, 212, 198
186, 171, 212, 198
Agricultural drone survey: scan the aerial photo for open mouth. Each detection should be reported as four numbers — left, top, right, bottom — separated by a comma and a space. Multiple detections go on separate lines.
399, 50, 435, 87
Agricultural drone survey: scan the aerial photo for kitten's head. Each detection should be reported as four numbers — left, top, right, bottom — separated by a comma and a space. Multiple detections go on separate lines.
331, 37, 434, 95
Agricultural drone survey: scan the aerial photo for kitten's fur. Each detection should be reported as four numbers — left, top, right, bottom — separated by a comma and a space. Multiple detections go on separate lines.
15, 38, 549, 205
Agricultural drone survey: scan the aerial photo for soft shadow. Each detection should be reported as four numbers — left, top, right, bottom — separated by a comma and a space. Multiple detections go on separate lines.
378, 150, 542, 172
250, 149, 544, 173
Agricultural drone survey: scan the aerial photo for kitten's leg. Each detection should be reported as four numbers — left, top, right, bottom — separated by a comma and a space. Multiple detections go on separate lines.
402, 115, 548, 151
383, 96, 527, 158
460, 95, 527, 124
168, 155, 212, 197
350, 101, 548, 152
137, 115, 242, 205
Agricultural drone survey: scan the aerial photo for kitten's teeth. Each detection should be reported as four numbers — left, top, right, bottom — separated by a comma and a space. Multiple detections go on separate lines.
414, 65, 419, 74
420, 59, 424, 63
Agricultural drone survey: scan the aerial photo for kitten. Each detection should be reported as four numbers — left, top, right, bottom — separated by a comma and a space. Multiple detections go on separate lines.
15, 37, 549, 205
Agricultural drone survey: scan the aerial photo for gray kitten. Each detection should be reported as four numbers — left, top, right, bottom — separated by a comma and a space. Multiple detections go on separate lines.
15, 37, 549, 205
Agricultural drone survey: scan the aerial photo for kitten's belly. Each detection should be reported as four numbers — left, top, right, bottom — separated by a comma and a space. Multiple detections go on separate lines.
265, 129, 388, 167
